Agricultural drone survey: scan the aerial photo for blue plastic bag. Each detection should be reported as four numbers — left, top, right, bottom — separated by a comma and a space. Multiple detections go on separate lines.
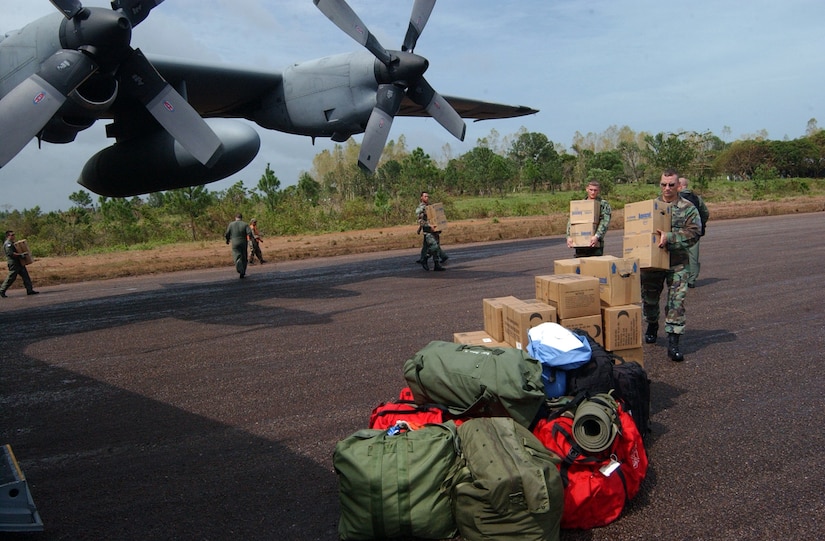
527, 323, 592, 398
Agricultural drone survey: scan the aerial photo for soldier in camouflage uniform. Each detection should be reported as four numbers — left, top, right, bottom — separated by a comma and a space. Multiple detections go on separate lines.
641, 169, 701, 362
678, 177, 710, 288
565, 180, 612, 257
415, 192, 448, 271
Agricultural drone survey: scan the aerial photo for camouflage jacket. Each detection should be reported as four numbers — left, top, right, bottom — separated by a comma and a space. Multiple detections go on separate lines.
415, 202, 432, 233
662, 195, 701, 267
679, 189, 710, 236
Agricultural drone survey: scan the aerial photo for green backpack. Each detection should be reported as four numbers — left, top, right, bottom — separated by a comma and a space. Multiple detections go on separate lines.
333, 421, 460, 540
403, 341, 546, 428
452, 417, 564, 541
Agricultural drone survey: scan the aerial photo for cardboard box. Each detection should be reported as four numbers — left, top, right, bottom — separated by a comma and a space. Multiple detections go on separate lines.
425, 203, 448, 231
569, 199, 599, 224
623, 233, 670, 270
559, 314, 604, 347
623, 199, 671, 235
579, 255, 642, 306
503, 300, 557, 350
13, 239, 33, 266
602, 305, 643, 351
453, 331, 508, 348
535, 274, 601, 319
482, 296, 522, 342
611, 346, 645, 367
568, 223, 596, 247
554, 258, 581, 275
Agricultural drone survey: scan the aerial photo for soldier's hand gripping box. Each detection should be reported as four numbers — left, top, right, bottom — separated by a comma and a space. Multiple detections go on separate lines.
569, 223, 597, 247
623, 233, 670, 270
13, 239, 34, 266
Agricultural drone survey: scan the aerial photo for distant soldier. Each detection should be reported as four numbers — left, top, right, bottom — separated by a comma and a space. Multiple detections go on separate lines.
225, 214, 253, 279
415, 191, 448, 271
678, 177, 710, 288
641, 169, 701, 362
0, 230, 38, 297
248, 218, 266, 264
565, 180, 612, 257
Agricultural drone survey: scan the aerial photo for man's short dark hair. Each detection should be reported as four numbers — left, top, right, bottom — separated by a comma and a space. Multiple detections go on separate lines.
236, 213, 243, 220
5, 230, 13, 238
662, 168, 679, 178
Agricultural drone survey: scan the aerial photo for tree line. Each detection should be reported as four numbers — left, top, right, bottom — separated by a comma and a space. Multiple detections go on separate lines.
2, 121, 823, 258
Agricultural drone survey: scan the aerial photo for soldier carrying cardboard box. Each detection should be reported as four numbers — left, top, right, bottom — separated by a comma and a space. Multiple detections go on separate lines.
640, 169, 701, 362
0, 230, 38, 297
414, 192, 449, 271
566, 180, 612, 257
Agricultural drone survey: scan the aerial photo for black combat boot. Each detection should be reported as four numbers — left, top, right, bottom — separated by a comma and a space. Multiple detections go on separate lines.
667, 333, 684, 362
644, 322, 659, 344
433, 260, 445, 271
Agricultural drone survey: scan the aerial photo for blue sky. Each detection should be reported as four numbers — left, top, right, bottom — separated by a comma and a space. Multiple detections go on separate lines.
3, 0, 824, 211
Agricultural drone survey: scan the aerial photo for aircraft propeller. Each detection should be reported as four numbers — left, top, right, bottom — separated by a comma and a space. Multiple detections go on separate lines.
0, 0, 222, 169
314, 0, 465, 172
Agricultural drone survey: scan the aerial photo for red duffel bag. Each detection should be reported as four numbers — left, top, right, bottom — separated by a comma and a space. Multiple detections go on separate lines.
532, 403, 648, 529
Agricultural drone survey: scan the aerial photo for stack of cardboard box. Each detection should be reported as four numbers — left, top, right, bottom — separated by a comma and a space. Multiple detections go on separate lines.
454, 296, 557, 351
622, 200, 671, 270
578, 255, 644, 364
453, 257, 645, 366
568, 200, 600, 247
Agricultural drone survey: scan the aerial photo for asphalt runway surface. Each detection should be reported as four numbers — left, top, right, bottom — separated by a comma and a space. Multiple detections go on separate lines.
2, 212, 824, 541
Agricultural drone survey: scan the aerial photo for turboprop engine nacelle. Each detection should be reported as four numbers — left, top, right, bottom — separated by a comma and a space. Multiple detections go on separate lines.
78, 119, 260, 197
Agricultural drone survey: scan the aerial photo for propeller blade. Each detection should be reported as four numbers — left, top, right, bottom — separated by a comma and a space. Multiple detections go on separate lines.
402, 0, 436, 52
313, 0, 394, 65
407, 77, 466, 141
0, 50, 97, 167
118, 49, 223, 167
48, 0, 84, 19
111, 0, 166, 27
358, 84, 405, 172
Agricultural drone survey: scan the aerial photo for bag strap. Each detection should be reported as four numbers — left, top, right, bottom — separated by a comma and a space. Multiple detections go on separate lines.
369, 440, 387, 538
373, 400, 452, 418
456, 343, 507, 356
545, 391, 589, 422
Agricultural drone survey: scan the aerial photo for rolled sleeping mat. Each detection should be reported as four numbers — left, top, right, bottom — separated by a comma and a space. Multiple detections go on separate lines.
572, 392, 620, 453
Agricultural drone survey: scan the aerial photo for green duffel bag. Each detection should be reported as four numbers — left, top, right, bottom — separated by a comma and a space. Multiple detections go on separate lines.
403, 341, 546, 428
452, 417, 564, 541
333, 421, 460, 540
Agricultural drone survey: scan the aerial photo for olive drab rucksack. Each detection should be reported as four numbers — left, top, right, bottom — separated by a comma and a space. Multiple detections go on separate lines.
452, 417, 564, 541
403, 341, 546, 428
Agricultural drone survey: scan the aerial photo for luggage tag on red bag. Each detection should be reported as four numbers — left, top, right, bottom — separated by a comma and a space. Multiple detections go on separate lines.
599, 455, 621, 476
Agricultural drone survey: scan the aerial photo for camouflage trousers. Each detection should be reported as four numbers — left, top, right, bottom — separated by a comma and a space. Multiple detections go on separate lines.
420, 232, 447, 262
640, 265, 689, 335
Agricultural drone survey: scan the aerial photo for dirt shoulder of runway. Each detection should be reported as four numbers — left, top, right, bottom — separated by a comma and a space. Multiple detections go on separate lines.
23, 196, 825, 287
